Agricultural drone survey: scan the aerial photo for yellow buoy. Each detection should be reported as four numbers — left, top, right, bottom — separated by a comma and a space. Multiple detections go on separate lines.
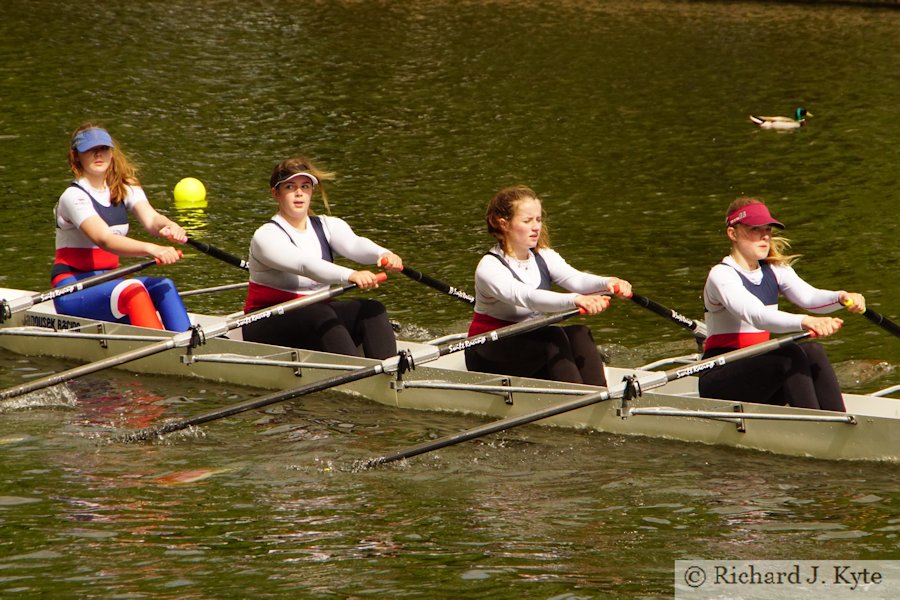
173, 177, 207, 208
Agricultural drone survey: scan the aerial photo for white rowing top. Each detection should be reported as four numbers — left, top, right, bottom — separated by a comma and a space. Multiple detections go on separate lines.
247, 213, 389, 294
473, 244, 612, 322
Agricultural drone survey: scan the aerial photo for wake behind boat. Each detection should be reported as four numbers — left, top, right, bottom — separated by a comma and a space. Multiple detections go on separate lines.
0, 286, 898, 463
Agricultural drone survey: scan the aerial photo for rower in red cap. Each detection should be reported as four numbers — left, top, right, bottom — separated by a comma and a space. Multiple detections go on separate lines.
698, 197, 866, 412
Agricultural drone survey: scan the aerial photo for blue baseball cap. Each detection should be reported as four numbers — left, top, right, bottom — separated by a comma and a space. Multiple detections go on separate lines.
72, 128, 115, 152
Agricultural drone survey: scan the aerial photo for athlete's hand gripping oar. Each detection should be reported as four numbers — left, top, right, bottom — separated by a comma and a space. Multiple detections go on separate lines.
843, 297, 900, 339
0, 258, 160, 323
186, 238, 249, 271
360, 331, 814, 469
119, 307, 585, 443
0, 274, 386, 403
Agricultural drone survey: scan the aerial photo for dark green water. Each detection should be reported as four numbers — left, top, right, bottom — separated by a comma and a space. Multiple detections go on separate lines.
1, 1, 899, 598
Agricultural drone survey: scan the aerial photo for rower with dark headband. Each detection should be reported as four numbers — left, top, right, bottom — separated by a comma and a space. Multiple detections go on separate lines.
241, 156, 404, 359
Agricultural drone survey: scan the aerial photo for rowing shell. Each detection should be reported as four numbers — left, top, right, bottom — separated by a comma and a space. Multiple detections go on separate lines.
0, 287, 897, 462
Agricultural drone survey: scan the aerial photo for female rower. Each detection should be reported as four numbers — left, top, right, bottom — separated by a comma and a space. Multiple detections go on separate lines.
465, 185, 632, 386
52, 123, 191, 331
241, 157, 403, 359
699, 196, 866, 412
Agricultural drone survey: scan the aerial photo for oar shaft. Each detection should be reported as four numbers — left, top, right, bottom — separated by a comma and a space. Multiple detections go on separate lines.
842, 298, 900, 340
862, 308, 900, 338
0, 278, 380, 403
186, 238, 249, 271
661, 331, 811, 379
180, 282, 248, 297
0, 335, 181, 400
629, 292, 707, 339
123, 307, 584, 442
362, 331, 812, 468
1, 258, 159, 322
123, 364, 384, 442
434, 308, 581, 360
221, 279, 374, 333
366, 388, 614, 466
400, 266, 475, 306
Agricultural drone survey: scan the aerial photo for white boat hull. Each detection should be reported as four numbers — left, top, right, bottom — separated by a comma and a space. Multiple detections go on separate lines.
1, 287, 897, 462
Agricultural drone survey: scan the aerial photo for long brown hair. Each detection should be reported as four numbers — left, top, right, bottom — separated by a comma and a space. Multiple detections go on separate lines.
485, 185, 552, 256
726, 196, 799, 267
269, 156, 335, 215
68, 122, 139, 205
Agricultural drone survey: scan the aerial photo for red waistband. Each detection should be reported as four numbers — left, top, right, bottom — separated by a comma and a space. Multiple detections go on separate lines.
55, 247, 119, 272
243, 281, 305, 313
704, 331, 771, 352
468, 312, 516, 336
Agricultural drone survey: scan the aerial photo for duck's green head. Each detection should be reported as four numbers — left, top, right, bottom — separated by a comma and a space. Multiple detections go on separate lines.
796, 107, 811, 121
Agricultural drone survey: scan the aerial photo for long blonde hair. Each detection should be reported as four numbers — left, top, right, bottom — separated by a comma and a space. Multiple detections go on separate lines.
485, 185, 551, 256
269, 156, 335, 215
726, 196, 799, 267
68, 122, 139, 205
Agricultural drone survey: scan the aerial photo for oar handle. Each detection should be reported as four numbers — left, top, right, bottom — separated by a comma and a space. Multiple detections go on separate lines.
842, 298, 900, 339
186, 238, 249, 271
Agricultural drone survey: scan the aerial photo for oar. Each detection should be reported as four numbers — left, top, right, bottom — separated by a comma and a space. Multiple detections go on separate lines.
843, 298, 900, 339
119, 307, 584, 442
186, 238, 249, 271
0, 258, 159, 323
859, 308, 900, 338
395, 269, 709, 347
360, 331, 813, 468
0, 275, 386, 403
398, 265, 475, 306
180, 282, 248, 297
628, 292, 707, 340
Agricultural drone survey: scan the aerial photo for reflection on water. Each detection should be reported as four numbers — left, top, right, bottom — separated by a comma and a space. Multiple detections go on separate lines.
2, 0, 900, 597
2, 377, 899, 596
172, 207, 209, 238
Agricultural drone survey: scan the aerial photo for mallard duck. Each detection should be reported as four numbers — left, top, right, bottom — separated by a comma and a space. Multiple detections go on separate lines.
749, 107, 812, 129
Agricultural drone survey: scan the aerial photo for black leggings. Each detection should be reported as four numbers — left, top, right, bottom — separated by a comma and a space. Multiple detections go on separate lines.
464, 324, 606, 386
698, 342, 845, 412
242, 298, 396, 359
